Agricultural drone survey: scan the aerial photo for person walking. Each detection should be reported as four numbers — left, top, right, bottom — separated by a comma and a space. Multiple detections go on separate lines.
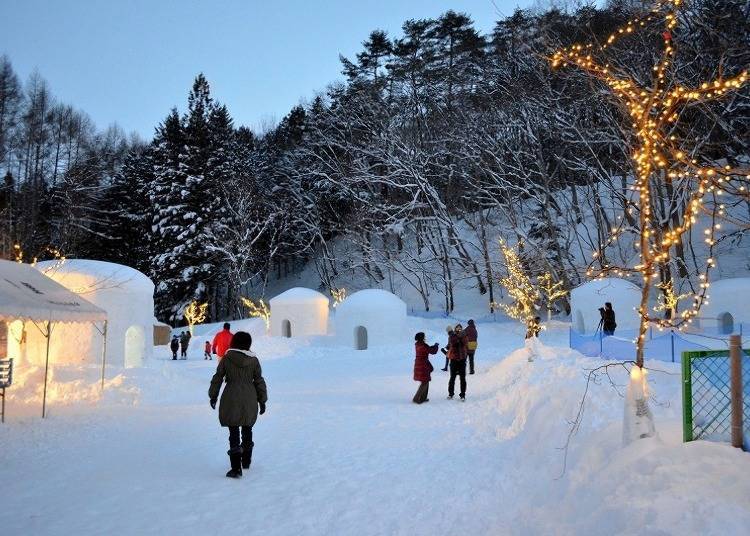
204, 340, 212, 360
440, 325, 453, 371
170, 335, 179, 360
603, 302, 617, 336
413, 332, 439, 404
208, 331, 268, 478
447, 324, 468, 401
212, 323, 233, 360
464, 319, 478, 375
180, 331, 191, 359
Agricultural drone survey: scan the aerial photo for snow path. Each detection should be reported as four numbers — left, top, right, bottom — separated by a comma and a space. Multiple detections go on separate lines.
2, 320, 749, 535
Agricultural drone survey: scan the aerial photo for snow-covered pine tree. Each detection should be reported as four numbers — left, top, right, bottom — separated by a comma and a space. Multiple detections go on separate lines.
149, 108, 191, 323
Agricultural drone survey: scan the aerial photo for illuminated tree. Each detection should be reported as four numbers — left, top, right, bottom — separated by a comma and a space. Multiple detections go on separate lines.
551, 0, 749, 369
241, 297, 270, 332
494, 239, 539, 324
183, 301, 208, 335
538, 272, 567, 321
330, 287, 347, 308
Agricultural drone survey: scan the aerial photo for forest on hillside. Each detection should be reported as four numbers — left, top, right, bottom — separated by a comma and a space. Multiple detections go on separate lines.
0, 0, 748, 323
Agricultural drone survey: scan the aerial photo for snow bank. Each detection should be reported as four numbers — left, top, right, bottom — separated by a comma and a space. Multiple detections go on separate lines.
571, 277, 641, 334
335, 289, 407, 349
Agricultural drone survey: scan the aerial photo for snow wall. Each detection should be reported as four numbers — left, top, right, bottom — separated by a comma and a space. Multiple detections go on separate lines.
29, 260, 155, 368
570, 277, 641, 334
269, 287, 329, 337
334, 289, 407, 349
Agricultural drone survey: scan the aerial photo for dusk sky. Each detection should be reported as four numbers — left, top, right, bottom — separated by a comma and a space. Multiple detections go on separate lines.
1, 0, 537, 139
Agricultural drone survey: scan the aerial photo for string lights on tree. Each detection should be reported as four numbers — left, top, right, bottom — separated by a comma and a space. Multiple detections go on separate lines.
494, 239, 539, 324
538, 272, 567, 321
183, 301, 208, 335
551, 0, 749, 368
241, 297, 271, 332
330, 287, 347, 308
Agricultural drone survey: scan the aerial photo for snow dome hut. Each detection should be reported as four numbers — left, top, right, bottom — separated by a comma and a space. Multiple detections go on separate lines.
335, 289, 407, 350
570, 277, 641, 334
698, 277, 750, 335
35, 259, 155, 368
269, 287, 329, 338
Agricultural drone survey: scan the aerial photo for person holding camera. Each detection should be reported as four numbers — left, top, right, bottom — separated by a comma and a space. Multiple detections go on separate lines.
412, 332, 439, 404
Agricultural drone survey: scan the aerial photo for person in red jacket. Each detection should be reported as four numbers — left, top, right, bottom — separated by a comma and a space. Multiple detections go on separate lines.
413, 332, 439, 404
464, 319, 478, 375
212, 323, 233, 359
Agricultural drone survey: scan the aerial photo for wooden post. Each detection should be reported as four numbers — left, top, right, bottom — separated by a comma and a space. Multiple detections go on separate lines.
729, 334, 743, 449
42, 320, 52, 419
100, 320, 108, 390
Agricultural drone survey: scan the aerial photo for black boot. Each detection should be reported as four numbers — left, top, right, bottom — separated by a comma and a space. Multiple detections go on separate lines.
225, 449, 242, 478
241, 442, 254, 470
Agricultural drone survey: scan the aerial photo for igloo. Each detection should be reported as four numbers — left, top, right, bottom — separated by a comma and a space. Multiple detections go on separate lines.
335, 289, 407, 350
570, 277, 641, 334
269, 287, 329, 337
698, 278, 750, 335
34, 259, 155, 368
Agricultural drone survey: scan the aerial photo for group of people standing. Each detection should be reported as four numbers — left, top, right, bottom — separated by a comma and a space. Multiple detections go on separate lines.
412, 319, 478, 404
170, 331, 192, 360
169, 322, 237, 361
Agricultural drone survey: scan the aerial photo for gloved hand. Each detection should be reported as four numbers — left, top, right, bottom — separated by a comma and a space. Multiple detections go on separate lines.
259, 402, 266, 415
210, 399, 217, 409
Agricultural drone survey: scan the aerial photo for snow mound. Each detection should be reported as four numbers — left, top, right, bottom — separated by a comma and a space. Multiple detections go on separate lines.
335, 289, 407, 348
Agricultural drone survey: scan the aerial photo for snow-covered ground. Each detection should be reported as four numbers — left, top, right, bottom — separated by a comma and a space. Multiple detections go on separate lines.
1, 318, 749, 535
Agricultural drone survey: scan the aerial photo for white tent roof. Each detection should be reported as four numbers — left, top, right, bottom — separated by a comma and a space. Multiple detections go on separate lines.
0, 259, 106, 323
269, 287, 329, 305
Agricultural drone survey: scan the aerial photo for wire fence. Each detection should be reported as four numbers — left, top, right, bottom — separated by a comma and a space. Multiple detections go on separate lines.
682, 349, 749, 448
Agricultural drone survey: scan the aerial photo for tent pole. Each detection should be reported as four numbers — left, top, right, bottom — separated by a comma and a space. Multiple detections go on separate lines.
42, 320, 52, 419
100, 320, 108, 390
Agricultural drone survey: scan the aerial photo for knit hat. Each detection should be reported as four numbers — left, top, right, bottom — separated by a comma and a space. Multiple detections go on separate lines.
446, 325, 454, 333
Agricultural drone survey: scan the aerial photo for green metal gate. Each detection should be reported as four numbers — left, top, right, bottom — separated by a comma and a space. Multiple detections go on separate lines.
682, 349, 749, 446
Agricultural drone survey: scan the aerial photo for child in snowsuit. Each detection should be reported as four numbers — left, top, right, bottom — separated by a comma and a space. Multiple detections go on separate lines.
413, 332, 439, 404
208, 331, 268, 478
170, 336, 179, 360
204, 340, 212, 360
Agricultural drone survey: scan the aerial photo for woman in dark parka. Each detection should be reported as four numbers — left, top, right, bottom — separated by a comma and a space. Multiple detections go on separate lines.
208, 331, 268, 478
413, 332, 439, 404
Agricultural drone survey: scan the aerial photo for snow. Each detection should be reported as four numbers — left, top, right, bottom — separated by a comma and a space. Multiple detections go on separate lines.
571, 277, 641, 334
269, 287, 329, 337
34, 259, 155, 368
2, 318, 749, 535
334, 289, 407, 348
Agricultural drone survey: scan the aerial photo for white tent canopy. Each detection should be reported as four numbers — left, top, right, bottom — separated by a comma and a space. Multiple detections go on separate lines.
0, 259, 106, 323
